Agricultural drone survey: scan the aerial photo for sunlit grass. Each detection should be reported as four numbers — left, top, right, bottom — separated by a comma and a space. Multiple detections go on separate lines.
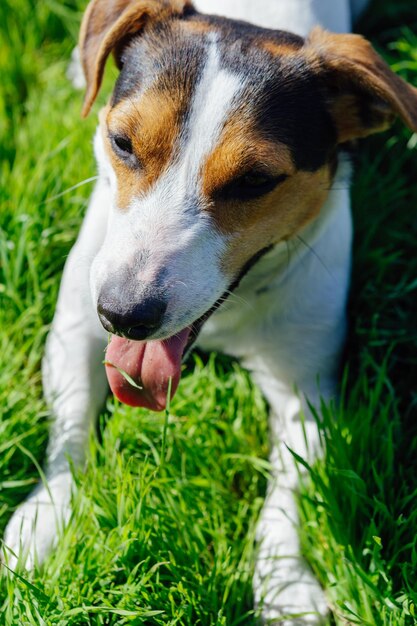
1, 1, 417, 624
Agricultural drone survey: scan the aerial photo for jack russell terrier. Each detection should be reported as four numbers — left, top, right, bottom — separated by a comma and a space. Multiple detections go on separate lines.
4, 0, 417, 622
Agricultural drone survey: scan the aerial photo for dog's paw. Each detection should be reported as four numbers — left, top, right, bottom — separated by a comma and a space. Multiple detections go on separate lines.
2, 472, 73, 571
254, 556, 328, 625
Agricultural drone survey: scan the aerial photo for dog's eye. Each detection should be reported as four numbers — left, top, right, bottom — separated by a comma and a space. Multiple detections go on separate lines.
111, 134, 134, 158
216, 172, 288, 201
241, 172, 288, 191
242, 173, 272, 187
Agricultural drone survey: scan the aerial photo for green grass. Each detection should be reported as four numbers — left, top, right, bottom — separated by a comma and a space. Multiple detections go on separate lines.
1, 0, 417, 623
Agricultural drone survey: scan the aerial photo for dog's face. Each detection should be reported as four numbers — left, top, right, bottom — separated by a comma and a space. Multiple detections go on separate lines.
79, 0, 417, 408
91, 14, 340, 341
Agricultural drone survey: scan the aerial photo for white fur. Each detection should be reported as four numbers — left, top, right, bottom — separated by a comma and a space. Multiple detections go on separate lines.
194, 0, 351, 35
5, 1, 367, 624
67, 46, 86, 90
181, 33, 243, 183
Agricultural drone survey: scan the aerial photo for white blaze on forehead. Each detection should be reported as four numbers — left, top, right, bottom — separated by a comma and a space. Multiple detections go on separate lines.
180, 32, 244, 186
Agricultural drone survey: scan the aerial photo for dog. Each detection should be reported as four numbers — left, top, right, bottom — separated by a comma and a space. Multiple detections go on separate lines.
4, 0, 417, 622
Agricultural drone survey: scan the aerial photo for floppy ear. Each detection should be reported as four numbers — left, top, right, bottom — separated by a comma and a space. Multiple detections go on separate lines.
306, 27, 417, 142
79, 0, 192, 117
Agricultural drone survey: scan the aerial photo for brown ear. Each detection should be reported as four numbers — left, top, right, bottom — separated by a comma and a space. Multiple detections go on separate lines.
306, 27, 417, 142
79, 0, 192, 117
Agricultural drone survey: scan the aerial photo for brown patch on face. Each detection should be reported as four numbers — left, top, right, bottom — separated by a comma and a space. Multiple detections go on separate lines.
261, 40, 302, 57
220, 165, 332, 277
200, 114, 332, 278
102, 83, 189, 209
202, 115, 296, 202
200, 113, 333, 277
179, 17, 212, 35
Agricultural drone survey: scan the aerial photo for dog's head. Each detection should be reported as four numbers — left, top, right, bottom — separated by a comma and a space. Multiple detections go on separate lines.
79, 0, 417, 409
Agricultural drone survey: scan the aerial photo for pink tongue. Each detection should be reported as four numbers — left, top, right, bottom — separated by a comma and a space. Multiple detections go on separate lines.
105, 328, 191, 411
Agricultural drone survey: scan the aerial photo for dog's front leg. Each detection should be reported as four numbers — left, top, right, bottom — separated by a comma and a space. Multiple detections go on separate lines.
253, 386, 329, 624
252, 374, 333, 625
3, 179, 109, 570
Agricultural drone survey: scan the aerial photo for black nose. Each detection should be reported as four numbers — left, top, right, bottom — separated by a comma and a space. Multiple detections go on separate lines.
98, 293, 168, 340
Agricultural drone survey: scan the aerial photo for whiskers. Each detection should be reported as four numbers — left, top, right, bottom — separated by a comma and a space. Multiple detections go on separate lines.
220, 288, 253, 311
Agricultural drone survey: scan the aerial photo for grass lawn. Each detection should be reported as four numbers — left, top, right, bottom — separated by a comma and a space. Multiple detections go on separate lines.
1, 0, 417, 624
